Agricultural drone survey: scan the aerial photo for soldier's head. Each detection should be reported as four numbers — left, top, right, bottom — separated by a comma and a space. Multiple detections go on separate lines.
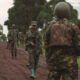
54, 2, 71, 19
31, 21, 38, 30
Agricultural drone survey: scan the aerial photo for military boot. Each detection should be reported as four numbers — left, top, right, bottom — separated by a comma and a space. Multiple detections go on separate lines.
30, 68, 35, 79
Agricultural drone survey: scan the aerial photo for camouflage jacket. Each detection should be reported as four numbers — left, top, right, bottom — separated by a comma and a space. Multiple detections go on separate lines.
8, 29, 18, 42
44, 20, 80, 55
25, 30, 42, 52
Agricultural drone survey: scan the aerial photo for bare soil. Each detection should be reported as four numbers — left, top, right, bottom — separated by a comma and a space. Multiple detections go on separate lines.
0, 42, 80, 80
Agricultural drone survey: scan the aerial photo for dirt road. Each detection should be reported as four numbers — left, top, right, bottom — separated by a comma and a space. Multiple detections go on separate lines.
0, 42, 79, 80
0, 42, 48, 80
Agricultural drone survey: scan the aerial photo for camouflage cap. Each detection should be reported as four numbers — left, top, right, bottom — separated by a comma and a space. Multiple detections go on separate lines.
12, 24, 15, 27
31, 21, 37, 26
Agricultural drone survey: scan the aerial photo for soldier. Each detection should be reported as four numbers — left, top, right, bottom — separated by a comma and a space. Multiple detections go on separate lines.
25, 21, 42, 79
18, 32, 25, 46
8, 24, 18, 59
44, 2, 80, 80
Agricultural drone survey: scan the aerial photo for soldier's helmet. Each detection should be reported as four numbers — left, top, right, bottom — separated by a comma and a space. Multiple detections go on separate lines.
54, 2, 71, 18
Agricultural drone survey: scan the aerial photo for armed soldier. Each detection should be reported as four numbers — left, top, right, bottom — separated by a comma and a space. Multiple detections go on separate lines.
25, 21, 42, 79
8, 24, 18, 59
44, 2, 80, 80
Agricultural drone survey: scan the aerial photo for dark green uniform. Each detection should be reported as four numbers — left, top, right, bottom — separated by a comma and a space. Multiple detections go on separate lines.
25, 29, 42, 78
18, 32, 24, 45
44, 20, 80, 80
9, 28, 18, 59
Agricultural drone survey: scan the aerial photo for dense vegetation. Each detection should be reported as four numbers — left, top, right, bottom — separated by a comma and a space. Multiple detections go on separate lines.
4, 0, 80, 32
0, 25, 6, 41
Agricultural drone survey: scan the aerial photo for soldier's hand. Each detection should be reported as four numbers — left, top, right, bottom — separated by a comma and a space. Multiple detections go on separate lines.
30, 42, 35, 46
36, 50, 40, 55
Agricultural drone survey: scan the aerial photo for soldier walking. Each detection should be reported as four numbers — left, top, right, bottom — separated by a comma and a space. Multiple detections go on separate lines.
25, 21, 42, 79
8, 24, 18, 59
44, 2, 80, 80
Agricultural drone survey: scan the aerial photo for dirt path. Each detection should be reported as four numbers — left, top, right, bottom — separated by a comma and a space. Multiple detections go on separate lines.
0, 42, 48, 80
0, 42, 80, 80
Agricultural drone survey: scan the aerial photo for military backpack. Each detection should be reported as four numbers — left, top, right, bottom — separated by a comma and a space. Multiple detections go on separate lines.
49, 21, 75, 46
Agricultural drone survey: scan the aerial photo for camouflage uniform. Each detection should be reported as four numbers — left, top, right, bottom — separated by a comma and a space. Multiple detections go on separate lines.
8, 26, 18, 59
18, 32, 24, 45
44, 47, 78, 80
25, 21, 42, 78
44, 2, 80, 80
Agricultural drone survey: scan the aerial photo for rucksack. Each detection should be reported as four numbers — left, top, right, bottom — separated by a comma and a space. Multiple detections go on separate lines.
49, 21, 75, 46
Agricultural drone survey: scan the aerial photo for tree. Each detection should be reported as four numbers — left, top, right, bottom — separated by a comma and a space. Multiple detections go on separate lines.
77, 19, 80, 27
69, 4, 78, 24
0, 24, 3, 31
0, 24, 6, 41
37, 3, 53, 27
4, 0, 46, 33
1, 34, 7, 41
37, 0, 78, 28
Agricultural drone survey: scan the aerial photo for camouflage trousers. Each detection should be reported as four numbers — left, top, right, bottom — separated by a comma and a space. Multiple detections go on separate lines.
46, 47, 78, 80
10, 41, 17, 59
28, 49, 40, 71
47, 65, 78, 80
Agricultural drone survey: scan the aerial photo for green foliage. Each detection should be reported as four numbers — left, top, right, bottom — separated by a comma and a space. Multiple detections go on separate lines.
0, 24, 3, 36
4, 20, 9, 29
37, 0, 67, 27
0, 24, 3, 30
4, 0, 46, 33
37, 3, 53, 27
0, 25, 6, 41
68, 4, 78, 24
77, 19, 80, 27
1, 34, 7, 41
37, 0, 78, 27
4, 0, 78, 35
0, 32, 3, 35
